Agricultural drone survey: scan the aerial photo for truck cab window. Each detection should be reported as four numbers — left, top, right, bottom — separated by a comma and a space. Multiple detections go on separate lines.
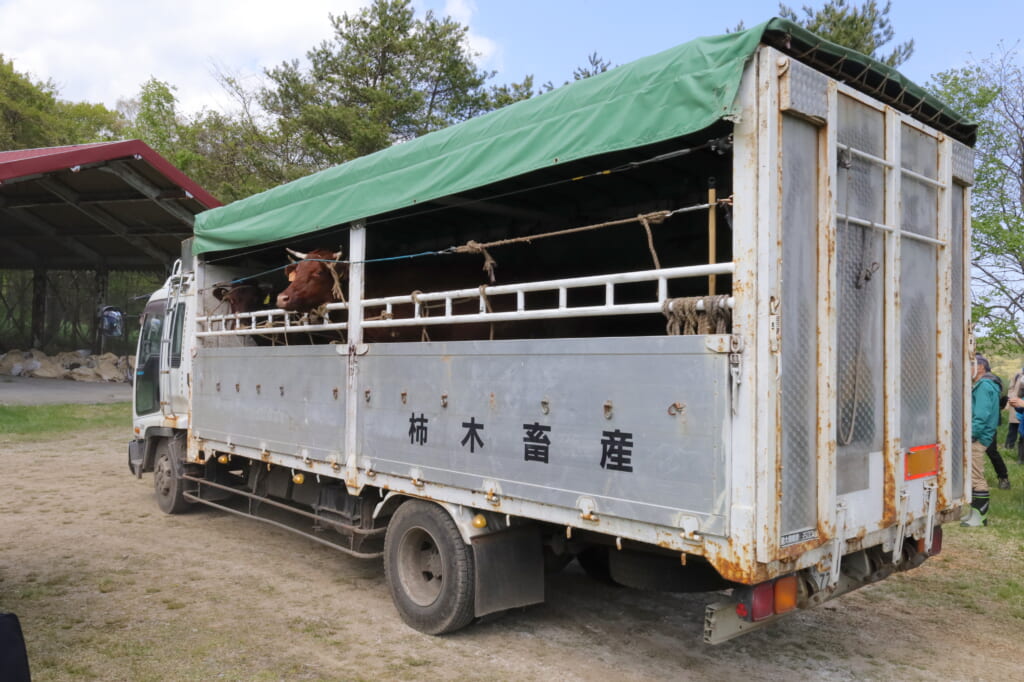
134, 301, 165, 415
169, 302, 185, 369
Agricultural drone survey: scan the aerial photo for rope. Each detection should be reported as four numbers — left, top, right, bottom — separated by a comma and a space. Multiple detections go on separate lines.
661, 296, 732, 336
639, 214, 662, 269
202, 197, 731, 293
329, 262, 346, 304
454, 241, 498, 283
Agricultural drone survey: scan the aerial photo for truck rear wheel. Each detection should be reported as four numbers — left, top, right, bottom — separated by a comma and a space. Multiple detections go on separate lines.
153, 440, 189, 515
384, 500, 475, 635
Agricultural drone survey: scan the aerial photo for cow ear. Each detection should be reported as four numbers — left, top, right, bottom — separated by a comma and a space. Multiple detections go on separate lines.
285, 263, 297, 282
213, 287, 227, 301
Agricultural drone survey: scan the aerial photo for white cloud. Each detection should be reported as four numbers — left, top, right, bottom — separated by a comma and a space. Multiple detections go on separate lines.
441, 0, 501, 74
0, 0, 365, 114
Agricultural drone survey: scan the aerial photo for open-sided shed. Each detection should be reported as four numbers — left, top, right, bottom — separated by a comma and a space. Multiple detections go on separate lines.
0, 139, 219, 350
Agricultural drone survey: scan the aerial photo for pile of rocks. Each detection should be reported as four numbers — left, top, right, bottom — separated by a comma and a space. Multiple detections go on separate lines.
0, 349, 133, 383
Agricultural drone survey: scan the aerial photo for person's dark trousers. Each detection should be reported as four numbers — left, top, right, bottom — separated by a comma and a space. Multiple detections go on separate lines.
1006, 422, 1020, 449
0, 613, 30, 682
986, 440, 1009, 479
1018, 439, 1024, 465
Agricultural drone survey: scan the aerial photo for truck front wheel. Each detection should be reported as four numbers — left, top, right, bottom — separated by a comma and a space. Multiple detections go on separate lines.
384, 500, 475, 635
153, 439, 189, 514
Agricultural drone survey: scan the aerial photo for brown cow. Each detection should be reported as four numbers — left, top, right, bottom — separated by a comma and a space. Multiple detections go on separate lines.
276, 248, 347, 313
212, 282, 272, 316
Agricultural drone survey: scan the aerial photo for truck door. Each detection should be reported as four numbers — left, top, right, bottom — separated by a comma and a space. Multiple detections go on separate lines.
770, 53, 967, 559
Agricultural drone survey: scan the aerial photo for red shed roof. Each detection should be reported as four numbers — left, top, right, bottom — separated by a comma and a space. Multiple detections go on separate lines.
0, 139, 220, 271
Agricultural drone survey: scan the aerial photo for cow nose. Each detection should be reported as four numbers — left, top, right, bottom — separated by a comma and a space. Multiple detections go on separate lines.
276, 293, 290, 308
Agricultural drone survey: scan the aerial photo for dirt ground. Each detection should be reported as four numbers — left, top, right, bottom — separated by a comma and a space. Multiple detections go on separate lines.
1, 422, 1021, 680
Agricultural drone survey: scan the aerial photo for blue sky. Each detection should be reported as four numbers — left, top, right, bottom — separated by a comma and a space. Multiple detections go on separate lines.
0, 0, 1017, 114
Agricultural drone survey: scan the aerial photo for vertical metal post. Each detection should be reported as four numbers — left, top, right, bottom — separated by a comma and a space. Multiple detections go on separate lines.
708, 180, 718, 295
936, 136, 953, 505
818, 80, 839, 545
345, 221, 366, 489
93, 267, 109, 354
882, 107, 902, 527
30, 269, 46, 349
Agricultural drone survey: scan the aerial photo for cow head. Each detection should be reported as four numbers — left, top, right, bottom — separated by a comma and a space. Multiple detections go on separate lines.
212, 282, 272, 315
276, 248, 347, 312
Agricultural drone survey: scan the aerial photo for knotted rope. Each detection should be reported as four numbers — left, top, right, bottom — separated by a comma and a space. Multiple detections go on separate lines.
661, 295, 732, 335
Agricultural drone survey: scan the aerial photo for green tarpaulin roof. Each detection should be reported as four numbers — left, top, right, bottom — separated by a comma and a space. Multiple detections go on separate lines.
193, 17, 975, 256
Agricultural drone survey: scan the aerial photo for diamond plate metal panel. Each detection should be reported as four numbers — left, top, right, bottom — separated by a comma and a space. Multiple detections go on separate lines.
900, 240, 938, 448
951, 141, 975, 185
780, 59, 828, 122
901, 124, 939, 237
837, 94, 884, 157
779, 115, 819, 539
835, 100, 886, 494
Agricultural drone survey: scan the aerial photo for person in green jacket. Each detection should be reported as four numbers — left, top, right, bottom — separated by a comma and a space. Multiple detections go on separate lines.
965, 353, 999, 527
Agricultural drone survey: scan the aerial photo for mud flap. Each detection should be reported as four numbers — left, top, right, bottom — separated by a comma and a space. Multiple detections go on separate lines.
128, 438, 146, 478
472, 525, 544, 617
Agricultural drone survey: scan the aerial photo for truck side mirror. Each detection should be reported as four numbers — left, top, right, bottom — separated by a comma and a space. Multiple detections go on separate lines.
99, 306, 125, 338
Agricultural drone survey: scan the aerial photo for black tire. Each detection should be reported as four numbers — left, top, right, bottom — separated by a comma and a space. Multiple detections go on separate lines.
153, 439, 189, 515
383, 500, 475, 635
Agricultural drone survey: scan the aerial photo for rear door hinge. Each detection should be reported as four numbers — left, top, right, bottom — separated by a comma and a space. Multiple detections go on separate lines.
729, 334, 744, 415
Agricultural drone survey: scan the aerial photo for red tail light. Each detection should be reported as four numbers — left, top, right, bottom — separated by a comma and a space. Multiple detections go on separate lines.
751, 582, 775, 621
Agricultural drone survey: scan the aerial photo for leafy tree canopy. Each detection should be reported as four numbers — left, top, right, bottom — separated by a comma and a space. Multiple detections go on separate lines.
258, 0, 531, 169
929, 51, 1024, 353
0, 54, 119, 149
778, 0, 914, 66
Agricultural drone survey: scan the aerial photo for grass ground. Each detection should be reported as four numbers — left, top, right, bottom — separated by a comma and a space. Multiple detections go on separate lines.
0, 402, 129, 441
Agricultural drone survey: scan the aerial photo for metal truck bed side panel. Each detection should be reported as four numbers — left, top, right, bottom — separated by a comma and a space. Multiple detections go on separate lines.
357, 335, 730, 536
192, 346, 347, 461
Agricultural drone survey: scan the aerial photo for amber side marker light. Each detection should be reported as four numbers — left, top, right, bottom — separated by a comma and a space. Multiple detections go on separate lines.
774, 574, 799, 614
905, 444, 939, 480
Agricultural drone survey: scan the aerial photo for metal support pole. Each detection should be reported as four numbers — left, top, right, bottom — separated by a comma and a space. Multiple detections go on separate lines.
708, 179, 717, 296
31, 269, 46, 350
345, 221, 366, 489
93, 268, 109, 354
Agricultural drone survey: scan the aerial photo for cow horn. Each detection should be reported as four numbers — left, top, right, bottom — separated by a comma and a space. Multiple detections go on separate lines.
333, 250, 343, 262
285, 248, 308, 260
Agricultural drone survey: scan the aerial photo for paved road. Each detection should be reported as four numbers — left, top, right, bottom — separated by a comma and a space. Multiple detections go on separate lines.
0, 375, 132, 406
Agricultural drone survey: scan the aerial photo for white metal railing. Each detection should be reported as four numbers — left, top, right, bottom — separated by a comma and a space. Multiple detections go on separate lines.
196, 263, 735, 339
196, 304, 350, 338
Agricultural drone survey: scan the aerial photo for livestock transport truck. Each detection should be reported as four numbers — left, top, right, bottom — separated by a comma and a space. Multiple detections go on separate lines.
128, 19, 977, 643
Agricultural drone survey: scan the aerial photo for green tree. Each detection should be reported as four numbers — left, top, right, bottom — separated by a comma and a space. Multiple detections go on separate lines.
0, 55, 119, 149
779, 0, 914, 67
929, 52, 1024, 353
259, 0, 530, 170
122, 78, 182, 156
